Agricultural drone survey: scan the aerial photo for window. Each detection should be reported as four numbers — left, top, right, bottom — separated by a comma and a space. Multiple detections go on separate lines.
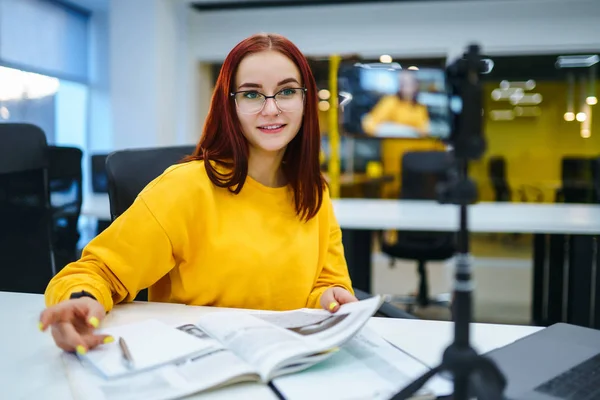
0, 65, 89, 151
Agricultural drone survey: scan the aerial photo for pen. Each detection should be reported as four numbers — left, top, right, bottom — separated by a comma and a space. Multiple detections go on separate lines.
119, 337, 135, 370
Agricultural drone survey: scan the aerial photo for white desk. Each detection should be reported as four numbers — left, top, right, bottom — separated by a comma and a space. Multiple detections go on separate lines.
81, 195, 600, 235
332, 199, 600, 234
3, 292, 541, 400
332, 199, 600, 330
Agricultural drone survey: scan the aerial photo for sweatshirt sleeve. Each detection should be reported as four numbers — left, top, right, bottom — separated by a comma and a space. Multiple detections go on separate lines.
44, 196, 177, 312
306, 192, 354, 308
44, 162, 206, 312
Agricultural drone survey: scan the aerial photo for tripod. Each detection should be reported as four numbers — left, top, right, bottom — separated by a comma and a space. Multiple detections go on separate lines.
390, 44, 508, 400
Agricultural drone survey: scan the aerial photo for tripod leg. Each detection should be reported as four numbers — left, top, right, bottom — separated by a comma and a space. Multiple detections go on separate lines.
468, 357, 508, 400
389, 366, 442, 400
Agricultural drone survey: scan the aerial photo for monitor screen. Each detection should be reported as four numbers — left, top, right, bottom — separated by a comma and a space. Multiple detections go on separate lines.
339, 65, 455, 140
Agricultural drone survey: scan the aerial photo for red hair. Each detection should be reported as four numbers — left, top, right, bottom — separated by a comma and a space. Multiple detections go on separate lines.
187, 33, 325, 222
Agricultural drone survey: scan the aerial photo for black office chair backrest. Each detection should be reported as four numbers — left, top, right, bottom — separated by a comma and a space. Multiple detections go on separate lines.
593, 157, 600, 203
48, 146, 83, 268
49, 146, 83, 210
558, 157, 594, 203
0, 123, 55, 293
91, 154, 109, 193
400, 150, 453, 200
106, 145, 196, 220
488, 156, 511, 202
386, 150, 456, 257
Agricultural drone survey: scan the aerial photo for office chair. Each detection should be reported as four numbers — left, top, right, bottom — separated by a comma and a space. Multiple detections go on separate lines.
354, 288, 416, 319
592, 157, 600, 203
488, 156, 511, 202
90, 153, 111, 234
91, 154, 109, 193
48, 146, 83, 270
380, 151, 456, 313
556, 157, 594, 203
105, 145, 196, 300
0, 123, 56, 293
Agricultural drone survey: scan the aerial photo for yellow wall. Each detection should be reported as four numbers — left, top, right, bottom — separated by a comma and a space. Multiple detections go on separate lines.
378, 81, 600, 202
470, 81, 600, 203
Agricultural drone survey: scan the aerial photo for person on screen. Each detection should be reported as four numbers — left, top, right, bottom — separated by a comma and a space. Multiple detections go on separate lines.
39, 33, 357, 354
361, 70, 430, 137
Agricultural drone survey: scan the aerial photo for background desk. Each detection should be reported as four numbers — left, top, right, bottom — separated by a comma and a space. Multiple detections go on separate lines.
332, 199, 600, 329
3, 291, 542, 400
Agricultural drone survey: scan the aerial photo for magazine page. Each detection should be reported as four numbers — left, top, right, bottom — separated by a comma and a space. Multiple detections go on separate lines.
271, 326, 453, 400
195, 295, 382, 381
65, 324, 260, 400
251, 295, 382, 350
79, 319, 226, 379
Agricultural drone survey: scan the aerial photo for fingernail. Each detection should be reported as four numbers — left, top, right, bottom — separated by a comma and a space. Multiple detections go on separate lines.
38, 322, 44, 332
329, 302, 338, 311
88, 316, 99, 328
76, 345, 87, 355
103, 336, 114, 344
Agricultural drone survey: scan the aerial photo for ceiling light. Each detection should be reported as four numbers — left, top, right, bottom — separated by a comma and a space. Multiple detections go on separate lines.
564, 112, 575, 121
587, 96, 598, 105
490, 109, 514, 121
379, 55, 392, 63
318, 89, 330, 100
318, 100, 330, 112
576, 112, 587, 122
407, 66, 419, 71
581, 129, 591, 138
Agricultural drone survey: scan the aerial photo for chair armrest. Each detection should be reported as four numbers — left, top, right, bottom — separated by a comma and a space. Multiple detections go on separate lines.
354, 288, 417, 319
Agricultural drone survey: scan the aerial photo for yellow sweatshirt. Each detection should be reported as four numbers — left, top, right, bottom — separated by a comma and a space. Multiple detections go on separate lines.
45, 161, 353, 312
362, 96, 430, 135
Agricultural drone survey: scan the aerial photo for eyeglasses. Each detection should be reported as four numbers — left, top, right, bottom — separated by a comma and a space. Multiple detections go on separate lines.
230, 87, 307, 114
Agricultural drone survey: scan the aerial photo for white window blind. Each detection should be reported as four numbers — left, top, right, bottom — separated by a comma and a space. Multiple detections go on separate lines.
0, 0, 89, 82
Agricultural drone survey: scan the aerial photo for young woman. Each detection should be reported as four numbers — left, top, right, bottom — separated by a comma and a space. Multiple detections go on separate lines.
39, 33, 357, 354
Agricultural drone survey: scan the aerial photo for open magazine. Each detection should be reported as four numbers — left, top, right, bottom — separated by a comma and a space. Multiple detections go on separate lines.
63, 296, 385, 400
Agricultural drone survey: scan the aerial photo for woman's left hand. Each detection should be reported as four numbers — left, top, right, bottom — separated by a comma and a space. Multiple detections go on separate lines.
320, 287, 358, 313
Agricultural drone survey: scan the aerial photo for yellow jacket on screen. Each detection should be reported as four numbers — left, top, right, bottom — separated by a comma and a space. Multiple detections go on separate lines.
362, 96, 430, 135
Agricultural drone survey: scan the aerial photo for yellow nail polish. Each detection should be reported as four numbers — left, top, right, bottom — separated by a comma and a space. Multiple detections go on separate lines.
38, 322, 44, 332
329, 302, 338, 311
76, 345, 87, 355
103, 336, 114, 344
88, 316, 99, 328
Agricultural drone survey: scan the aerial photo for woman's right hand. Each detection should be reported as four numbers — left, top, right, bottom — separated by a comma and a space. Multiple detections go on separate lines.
39, 297, 112, 354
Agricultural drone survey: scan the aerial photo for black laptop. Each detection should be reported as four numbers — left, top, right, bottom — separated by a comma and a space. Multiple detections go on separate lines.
485, 323, 600, 400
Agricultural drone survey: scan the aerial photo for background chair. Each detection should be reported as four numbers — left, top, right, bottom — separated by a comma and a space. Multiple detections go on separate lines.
592, 157, 600, 203
380, 150, 456, 313
48, 146, 83, 271
106, 145, 196, 221
90, 153, 111, 234
105, 145, 196, 301
488, 156, 511, 202
556, 156, 595, 203
0, 123, 55, 293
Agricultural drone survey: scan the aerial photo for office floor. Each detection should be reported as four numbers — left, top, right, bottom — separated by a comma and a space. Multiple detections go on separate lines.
372, 233, 533, 326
